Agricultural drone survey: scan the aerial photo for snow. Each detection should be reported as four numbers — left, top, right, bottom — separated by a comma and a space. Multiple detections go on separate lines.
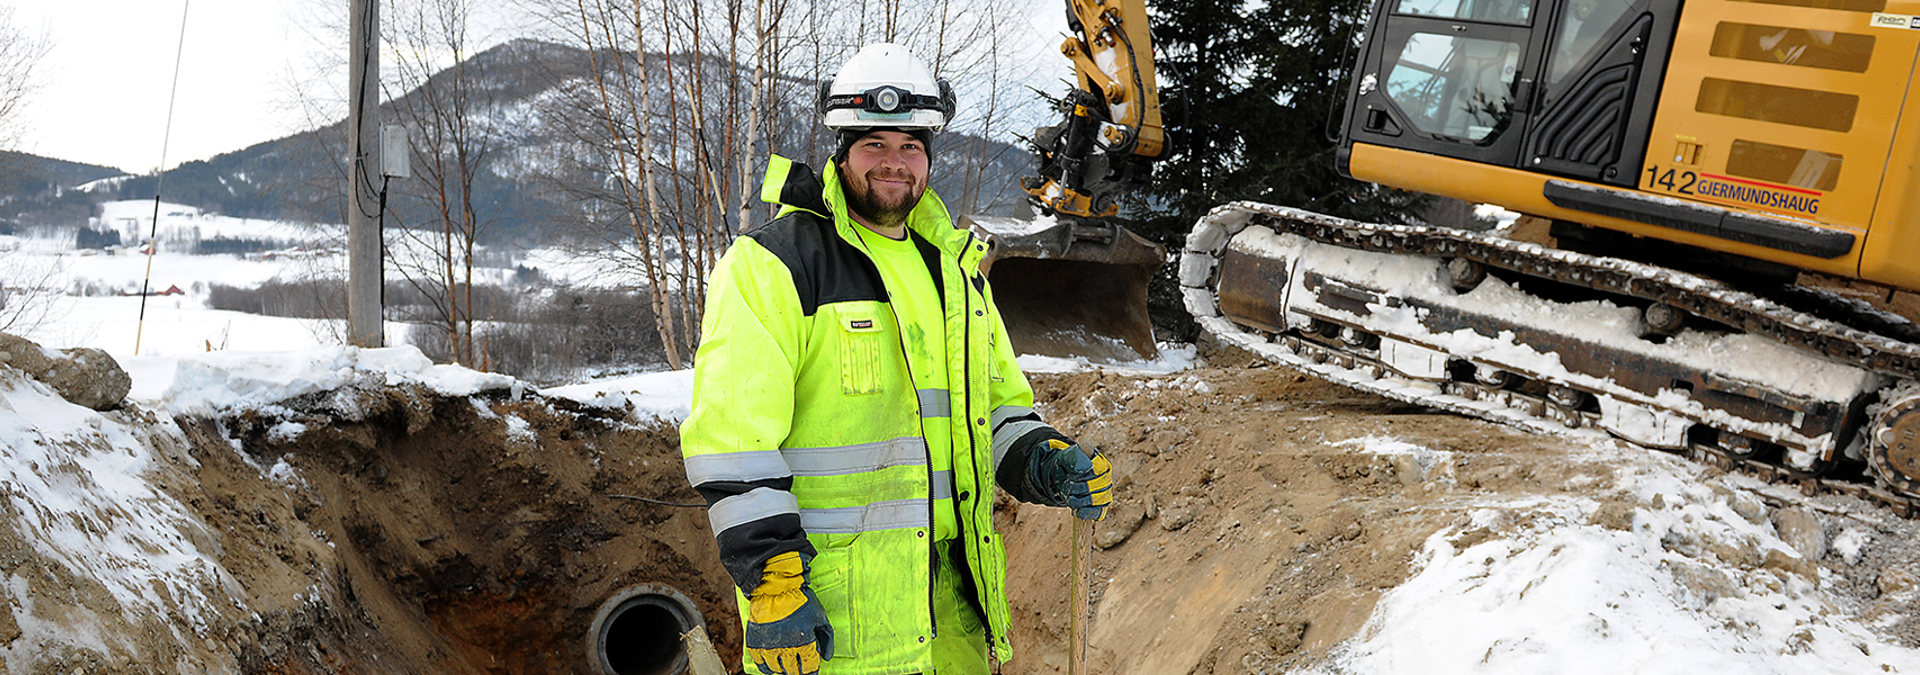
1337, 435, 1453, 481
1474, 203, 1523, 231
1310, 443, 1920, 675
0, 370, 232, 633
1018, 342, 1201, 375
143, 346, 515, 415
966, 214, 1062, 238
547, 369, 698, 422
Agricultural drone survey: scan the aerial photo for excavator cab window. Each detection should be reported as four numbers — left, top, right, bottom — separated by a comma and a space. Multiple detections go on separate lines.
1396, 0, 1535, 24
1385, 34, 1524, 143
1344, 0, 1681, 185
1544, 0, 1637, 91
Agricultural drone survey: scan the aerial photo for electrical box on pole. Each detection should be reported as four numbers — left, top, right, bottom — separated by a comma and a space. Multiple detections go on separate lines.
381, 125, 410, 179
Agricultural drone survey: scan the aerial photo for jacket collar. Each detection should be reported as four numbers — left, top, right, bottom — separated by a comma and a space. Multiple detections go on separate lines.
761, 154, 972, 257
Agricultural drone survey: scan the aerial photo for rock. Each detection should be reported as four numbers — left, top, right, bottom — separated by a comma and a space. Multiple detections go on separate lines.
1770, 508, 1827, 561
1664, 560, 1740, 603
1708, 538, 1764, 571
1761, 548, 1816, 579
1095, 502, 1147, 549
1728, 491, 1767, 525
0, 333, 131, 410
1660, 529, 1701, 558
1160, 504, 1195, 531
1267, 620, 1309, 655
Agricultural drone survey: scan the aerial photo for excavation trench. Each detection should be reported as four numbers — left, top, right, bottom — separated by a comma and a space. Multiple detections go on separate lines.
167, 384, 738, 674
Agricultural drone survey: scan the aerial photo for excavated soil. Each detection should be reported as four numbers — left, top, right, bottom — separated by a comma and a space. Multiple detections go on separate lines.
19, 348, 1920, 673
171, 385, 736, 674
998, 359, 1621, 674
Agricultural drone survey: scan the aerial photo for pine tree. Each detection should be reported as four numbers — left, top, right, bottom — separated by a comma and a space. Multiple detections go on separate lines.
1111, 0, 1429, 341
1138, 0, 1427, 222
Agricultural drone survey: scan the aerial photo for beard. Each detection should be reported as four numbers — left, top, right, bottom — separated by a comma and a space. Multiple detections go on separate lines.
844, 165, 926, 228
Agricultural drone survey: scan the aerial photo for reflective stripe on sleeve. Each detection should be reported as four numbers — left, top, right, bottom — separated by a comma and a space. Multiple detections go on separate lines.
918, 388, 952, 418
992, 420, 1048, 473
684, 450, 792, 486
785, 436, 930, 476
990, 405, 1034, 428
800, 499, 932, 534
707, 487, 800, 537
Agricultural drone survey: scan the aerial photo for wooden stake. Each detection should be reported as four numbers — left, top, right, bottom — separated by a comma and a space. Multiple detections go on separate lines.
683, 625, 728, 675
1069, 516, 1091, 675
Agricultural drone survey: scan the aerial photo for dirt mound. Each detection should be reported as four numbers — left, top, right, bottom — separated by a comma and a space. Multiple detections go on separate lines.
0, 371, 735, 674
995, 365, 1599, 673
994, 361, 1920, 674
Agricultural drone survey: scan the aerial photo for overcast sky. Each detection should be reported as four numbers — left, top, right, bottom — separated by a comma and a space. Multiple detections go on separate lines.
9, 0, 515, 175
10, 0, 301, 173
9, 0, 1064, 176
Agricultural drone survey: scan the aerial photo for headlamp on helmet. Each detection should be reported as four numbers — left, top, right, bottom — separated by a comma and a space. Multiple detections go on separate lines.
818, 43, 956, 132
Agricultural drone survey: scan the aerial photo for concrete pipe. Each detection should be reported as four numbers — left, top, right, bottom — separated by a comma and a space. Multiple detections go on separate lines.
589, 584, 707, 675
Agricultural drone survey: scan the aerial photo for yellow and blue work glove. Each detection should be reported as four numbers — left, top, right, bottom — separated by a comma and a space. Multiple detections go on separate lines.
746, 551, 834, 675
1029, 439, 1113, 520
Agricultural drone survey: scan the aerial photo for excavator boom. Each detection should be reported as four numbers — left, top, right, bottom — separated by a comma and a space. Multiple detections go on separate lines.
967, 0, 1170, 362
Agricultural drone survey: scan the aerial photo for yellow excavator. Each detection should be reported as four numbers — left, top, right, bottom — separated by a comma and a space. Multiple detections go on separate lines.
1028, 0, 1920, 506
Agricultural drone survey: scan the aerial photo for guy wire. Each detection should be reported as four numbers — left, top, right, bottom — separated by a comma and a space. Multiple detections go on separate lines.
135, 0, 194, 355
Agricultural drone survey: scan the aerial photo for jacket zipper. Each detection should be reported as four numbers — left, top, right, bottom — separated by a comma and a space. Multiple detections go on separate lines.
958, 241, 1002, 665
851, 229, 941, 646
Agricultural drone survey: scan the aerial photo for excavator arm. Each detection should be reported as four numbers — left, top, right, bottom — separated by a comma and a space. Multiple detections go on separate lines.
961, 0, 1170, 363
1023, 0, 1166, 219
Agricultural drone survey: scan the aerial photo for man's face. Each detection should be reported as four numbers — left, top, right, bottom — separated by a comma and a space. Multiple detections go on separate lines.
839, 130, 930, 229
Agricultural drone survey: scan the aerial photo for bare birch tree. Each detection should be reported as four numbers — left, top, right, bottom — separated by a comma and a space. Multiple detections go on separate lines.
382, 0, 498, 367
517, 0, 1047, 366
0, 8, 58, 336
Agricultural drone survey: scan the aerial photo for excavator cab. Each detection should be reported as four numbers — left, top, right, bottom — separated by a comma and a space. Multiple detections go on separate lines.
1336, 0, 1920, 292
1340, 0, 1677, 188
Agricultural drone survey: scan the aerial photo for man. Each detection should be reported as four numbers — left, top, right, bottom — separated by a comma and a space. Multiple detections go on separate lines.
679, 43, 1113, 675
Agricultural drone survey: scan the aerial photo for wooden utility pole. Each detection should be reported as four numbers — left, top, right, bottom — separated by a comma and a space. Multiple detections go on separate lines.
347, 0, 384, 347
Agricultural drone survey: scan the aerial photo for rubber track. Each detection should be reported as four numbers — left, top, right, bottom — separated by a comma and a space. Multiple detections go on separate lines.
1183, 201, 1920, 515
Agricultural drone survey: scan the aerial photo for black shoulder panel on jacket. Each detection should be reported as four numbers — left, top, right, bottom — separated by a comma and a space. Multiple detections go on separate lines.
743, 210, 886, 316
779, 161, 831, 216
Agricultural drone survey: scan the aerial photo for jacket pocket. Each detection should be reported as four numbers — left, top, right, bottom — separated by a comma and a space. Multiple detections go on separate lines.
837, 307, 885, 396
809, 540, 858, 658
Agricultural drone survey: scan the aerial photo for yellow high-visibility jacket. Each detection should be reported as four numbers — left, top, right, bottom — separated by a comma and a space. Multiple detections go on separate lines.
680, 156, 1071, 674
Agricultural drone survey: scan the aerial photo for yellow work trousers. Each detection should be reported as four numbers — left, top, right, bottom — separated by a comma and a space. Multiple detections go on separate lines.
928, 541, 991, 675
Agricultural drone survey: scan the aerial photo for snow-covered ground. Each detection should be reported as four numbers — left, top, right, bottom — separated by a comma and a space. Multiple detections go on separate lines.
1315, 436, 1920, 674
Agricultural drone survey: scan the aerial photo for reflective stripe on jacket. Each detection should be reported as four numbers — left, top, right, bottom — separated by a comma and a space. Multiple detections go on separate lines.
680, 156, 1069, 673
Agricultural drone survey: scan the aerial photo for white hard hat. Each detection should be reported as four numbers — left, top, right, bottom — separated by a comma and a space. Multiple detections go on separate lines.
818, 43, 955, 132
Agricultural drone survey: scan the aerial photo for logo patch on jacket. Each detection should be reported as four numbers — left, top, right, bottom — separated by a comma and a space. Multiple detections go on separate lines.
850, 319, 874, 329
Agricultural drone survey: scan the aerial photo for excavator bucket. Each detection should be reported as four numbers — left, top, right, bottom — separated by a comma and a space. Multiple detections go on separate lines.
961, 214, 1164, 363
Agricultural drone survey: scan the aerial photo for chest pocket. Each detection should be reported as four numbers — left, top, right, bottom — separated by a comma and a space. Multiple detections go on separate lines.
837, 306, 886, 395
